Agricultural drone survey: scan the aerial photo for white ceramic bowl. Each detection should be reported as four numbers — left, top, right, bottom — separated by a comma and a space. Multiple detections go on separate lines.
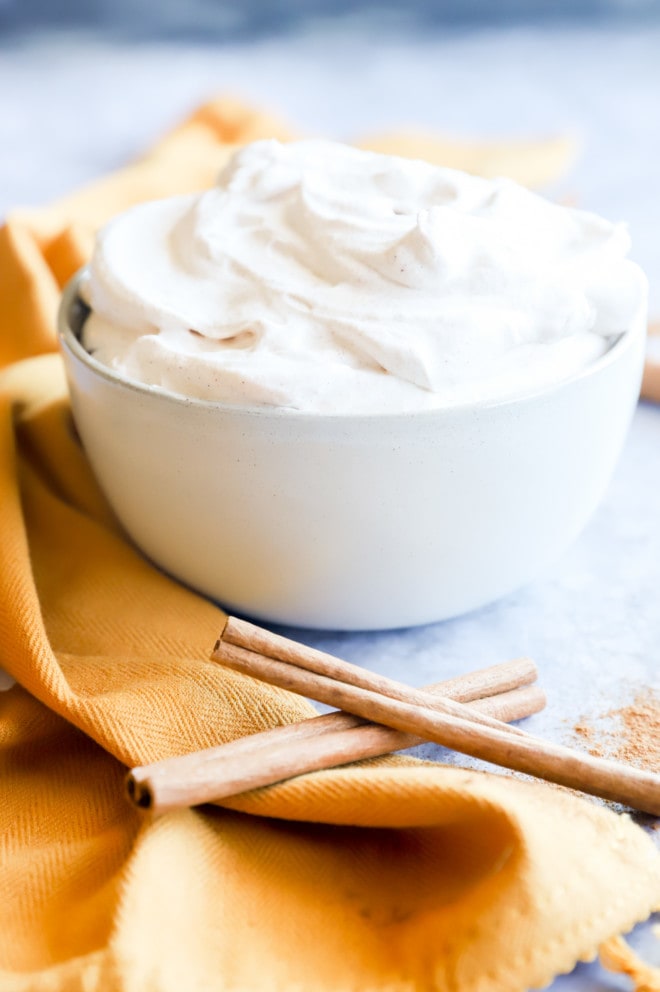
58, 270, 646, 631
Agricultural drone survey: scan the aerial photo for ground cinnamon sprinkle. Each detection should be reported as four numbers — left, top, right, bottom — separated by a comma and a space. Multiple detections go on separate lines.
573, 687, 660, 773
578, 693, 660, 990
572, 719, 605, 758
609, 689, 660, 773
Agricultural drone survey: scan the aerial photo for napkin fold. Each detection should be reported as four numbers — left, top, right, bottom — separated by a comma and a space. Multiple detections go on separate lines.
1, 97, 659, 992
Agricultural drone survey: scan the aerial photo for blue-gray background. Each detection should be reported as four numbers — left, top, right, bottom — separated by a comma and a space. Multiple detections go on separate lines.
2, 0, 660, 39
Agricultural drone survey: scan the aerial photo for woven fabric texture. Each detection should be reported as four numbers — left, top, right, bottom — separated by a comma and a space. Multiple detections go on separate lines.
1, 97, 659, 992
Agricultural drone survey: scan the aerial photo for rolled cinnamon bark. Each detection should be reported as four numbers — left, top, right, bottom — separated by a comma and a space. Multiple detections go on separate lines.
127, 656, 542, 813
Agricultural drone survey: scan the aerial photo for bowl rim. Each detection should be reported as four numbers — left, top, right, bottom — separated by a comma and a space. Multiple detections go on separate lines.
58, 267, 646, 423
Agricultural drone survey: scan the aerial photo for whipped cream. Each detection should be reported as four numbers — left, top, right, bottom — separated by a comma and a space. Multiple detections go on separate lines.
82, 139, 647, 413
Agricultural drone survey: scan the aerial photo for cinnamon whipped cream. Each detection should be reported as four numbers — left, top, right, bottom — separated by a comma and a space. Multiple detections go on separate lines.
81, 139, 647, 413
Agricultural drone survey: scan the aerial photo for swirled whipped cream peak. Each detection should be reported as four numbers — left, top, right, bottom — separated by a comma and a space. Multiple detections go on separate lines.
82, 138, 647, 413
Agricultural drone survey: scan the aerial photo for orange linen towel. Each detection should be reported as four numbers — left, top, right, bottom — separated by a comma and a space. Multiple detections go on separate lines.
1, 97, 659, 992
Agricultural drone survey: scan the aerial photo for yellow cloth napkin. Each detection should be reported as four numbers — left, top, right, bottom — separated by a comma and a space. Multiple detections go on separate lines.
1, 97, 659, 992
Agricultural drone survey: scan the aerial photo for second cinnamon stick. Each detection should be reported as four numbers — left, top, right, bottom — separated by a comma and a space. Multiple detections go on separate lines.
127, 658, 541, 812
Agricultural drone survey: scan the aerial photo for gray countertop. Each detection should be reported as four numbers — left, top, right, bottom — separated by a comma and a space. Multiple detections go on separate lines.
2, 21, 659, 989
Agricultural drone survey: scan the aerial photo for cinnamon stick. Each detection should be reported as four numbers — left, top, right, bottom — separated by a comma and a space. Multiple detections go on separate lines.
127, 658, 542, 813
641, 359, 660, 403
641, 321, 660, 403
213, 621, 660, 815
220, 617, 533, 740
